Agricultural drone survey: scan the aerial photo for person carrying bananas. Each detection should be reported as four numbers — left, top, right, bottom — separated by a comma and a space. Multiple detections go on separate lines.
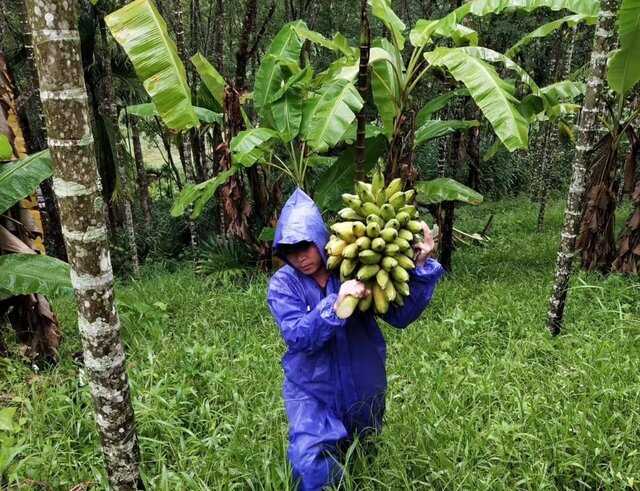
268, 188, 444, 490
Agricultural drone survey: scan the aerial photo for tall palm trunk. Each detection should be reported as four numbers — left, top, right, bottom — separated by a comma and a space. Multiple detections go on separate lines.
546, 0, 618, 335
537, 25, 578, 231
26, 0, 142, 486
354, 0, 370, 182
99, 20, 139, 276
130, 117, 152, 228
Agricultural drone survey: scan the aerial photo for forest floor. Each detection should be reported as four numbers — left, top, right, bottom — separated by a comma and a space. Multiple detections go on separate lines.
2, 198, 640, 490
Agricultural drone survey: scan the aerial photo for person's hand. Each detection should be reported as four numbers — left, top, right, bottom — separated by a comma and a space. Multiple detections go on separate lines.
335, 279, 370, 309
413, 222, 435, 267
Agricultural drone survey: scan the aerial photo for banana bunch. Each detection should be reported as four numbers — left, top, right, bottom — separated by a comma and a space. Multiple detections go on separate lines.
326, 169, 425, 319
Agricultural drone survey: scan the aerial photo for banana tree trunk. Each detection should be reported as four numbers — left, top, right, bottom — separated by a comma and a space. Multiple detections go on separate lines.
546, 0, 618, 335
537, 25, 578, 231
26, 0, 142, 486
387, 109, 418, 186
98, 20, 139, 276
613, 181, 640, 273
130, 117, 152, 228
354, 0, 370, 182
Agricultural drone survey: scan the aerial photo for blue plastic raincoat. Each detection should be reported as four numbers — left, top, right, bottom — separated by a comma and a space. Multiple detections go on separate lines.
267, 188, 444, 490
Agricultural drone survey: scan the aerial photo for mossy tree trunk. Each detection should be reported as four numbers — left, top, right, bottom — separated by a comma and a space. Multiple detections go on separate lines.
26, 0, 142, 486
546, 0, 618, 335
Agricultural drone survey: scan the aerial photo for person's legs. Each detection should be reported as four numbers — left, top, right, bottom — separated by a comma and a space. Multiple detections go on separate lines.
343, 394, 386, 465
284, 384, 348, 491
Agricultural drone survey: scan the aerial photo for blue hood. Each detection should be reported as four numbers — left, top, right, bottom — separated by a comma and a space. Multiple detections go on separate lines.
273, 188, 329, 265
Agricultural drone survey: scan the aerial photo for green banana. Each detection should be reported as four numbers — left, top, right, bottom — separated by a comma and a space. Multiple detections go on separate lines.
340, 258, 357, 279
394, 237, 411, 251
384, 178, 403, 200
384, 243, 400, 255
391, 266, 409, 283
326, 238, 347, 256
366, 214, 385, 227
361, 202, 382, 217
359, 250, 382, 265
339, 207, 364, 221
380, 204, 396, 221
384, 218, 400, 230
331, 222, 356, 242
376, 269, 389, 289
356, 236, 371, 250
342, 243, 359, 259
396, 211, 410, 226
394, 295, 405, 306
373, 284, 389, 314
388, 191, 406, 209
380, 228, 398, 242
398, 229, 413, 241
396, 254, 415, 270
395, 281, 410, 297
406, 220, 423, 234
357, 264, 380, 281
353, 221, 366, 237
366, 222, 381, 238
356, 181, 376, 203
336, 295, 359, 319
399, 205, 418, 218
381, 256, 398, 271
404, 189, 415, 203
371, 237, 386, 252
327, 255, 342, 270
358, 292, 373, 312
371, 169, 385, 196
384, 282, 397, 302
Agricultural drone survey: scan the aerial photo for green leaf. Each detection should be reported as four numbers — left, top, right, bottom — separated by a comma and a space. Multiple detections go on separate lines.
105, 0, 199, 131
410, 18, 479, 47
126, 102, 221, 124
369, 0, 406, 50
482, 140, 505, 161
191, 52, 226, 106
415, 120, 480, 146
425, 47, 529, 151
0, 408, 18, 433
540, 80, 586, 103
230, 128, 279, 166
302, 79, 364, 152
608, 0, 640, 95
171, 168, 237, 219
292, 25, 354, 56
0, 254, 72, 300
0, 135, 12, 160
258, 227, 275, 242
415, 177, 484, 205
506, 14, 596, 57
269, 66, 314, 104
271, 90, 304, 143
314, 134, 388, 211
416, 88, 470, 127
254, 22, 304, 109
0, 150, 52, 214
370, 44, 401, 139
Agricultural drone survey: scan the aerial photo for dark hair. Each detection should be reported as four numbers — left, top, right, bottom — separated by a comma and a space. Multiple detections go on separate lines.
278, 241, 314, 256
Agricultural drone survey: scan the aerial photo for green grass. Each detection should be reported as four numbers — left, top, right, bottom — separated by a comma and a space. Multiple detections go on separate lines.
2, 198, 640, 490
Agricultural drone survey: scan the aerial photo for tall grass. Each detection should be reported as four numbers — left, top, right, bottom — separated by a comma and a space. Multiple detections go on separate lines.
1, 198, 639, 489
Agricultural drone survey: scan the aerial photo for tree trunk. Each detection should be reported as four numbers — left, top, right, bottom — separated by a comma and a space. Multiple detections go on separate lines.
98, 20, 139, 276
130, 117, 152, 228
537, 25, 578, 231
439, 201, 455, 272
546, 0, 618, 335
26, 0, 142, 486
387, 110, 418, 186
613, 181, 640, 273
354, 0, 370, 182
234, 0, 257, 90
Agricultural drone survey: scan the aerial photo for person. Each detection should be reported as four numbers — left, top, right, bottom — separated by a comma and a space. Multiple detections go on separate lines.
267, 188, 444, 490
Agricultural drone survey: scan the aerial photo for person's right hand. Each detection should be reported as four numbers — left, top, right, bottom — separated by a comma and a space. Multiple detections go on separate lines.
335, 279, 370, 309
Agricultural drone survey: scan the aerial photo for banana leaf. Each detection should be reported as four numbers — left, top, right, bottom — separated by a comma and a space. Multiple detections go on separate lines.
415, 177, 483, 205
105, 0, 199, 131
425, 47, 529, 151
506, 14, 596, 57
415, 120, 480, 146
608, 0, 640, 95
230, 128, 279, 166
191, 52, 226, 107
416, 88, 470, 127
314, 134, 388, 211
302, 79, 364, 152
410, 18, 479, 47
368, 0, 406, 50
0, 150, 52, 214
370, 43, 402, 139
171, 168, 237, 219
271, 90, 304, 143
0, 135, 12, 160
126, 102, 222, 124
0, 253, 72, 300
293, 25, 354, 56
254, 21, 304, 109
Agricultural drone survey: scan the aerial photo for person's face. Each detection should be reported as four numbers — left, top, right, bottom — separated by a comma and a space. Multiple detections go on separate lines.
285, 243, 324, 276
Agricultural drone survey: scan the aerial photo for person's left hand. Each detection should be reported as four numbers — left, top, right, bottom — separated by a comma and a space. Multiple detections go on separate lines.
413, 222, 435, 267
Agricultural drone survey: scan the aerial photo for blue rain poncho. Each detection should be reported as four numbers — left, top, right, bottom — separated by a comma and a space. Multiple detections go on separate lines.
267, 189, 444, 490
